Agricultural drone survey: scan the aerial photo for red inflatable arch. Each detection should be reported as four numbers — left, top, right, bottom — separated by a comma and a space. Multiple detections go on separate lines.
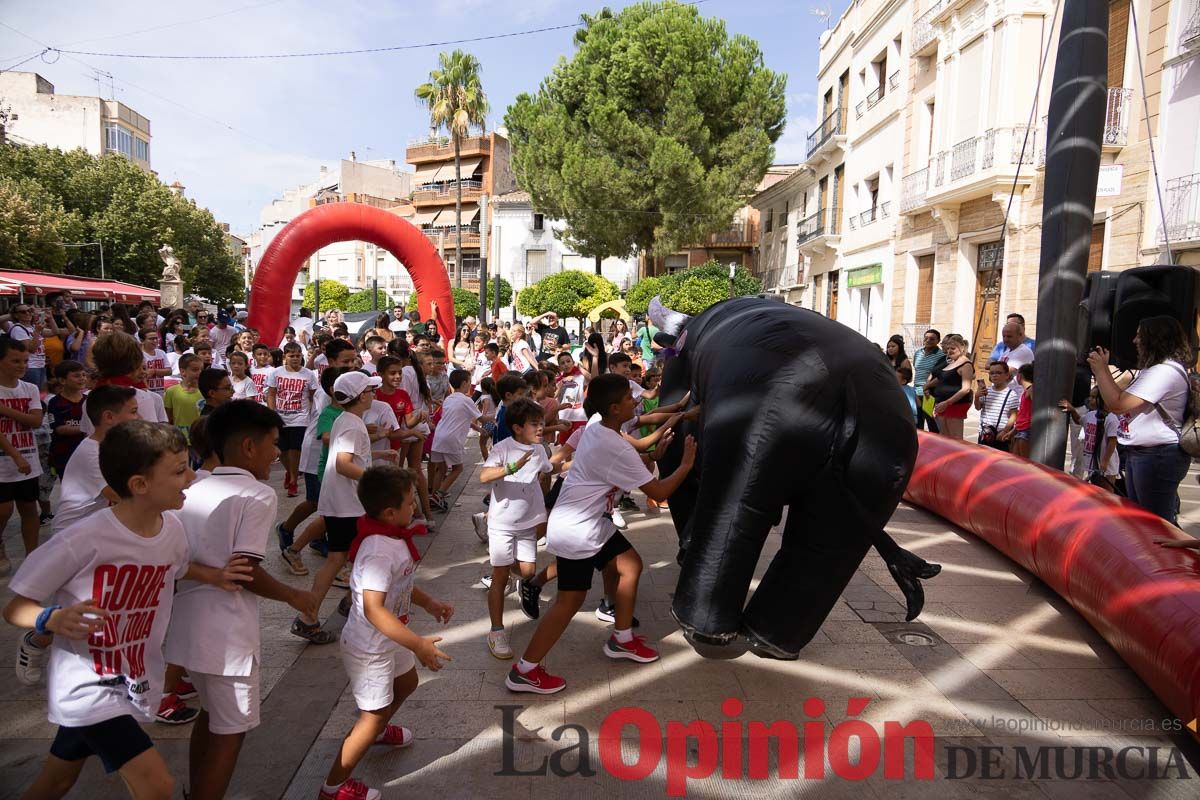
905, 432, 1200, 736
246, 203, 455, 345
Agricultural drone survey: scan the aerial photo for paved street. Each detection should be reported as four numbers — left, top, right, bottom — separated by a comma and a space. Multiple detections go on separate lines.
1, 432, 1198, 799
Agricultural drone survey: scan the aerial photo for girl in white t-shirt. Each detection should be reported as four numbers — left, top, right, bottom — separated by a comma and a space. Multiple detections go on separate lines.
1088, 316, 1193, 524
228, 352, 256, 401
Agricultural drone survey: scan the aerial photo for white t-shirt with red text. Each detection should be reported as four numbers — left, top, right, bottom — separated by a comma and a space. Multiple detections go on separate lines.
142, 348, 169, 394
1117, 362, 1190, 447
268, 367, 318, 428
0, 380, 42, 482
250, 366, 275, 405
9, 507, 191, 726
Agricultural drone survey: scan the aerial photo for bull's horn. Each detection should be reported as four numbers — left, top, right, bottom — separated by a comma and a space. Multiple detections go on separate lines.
648, 295, 692, 336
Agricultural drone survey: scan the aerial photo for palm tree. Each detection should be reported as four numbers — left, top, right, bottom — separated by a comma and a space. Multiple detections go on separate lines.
415, 50, 490, 289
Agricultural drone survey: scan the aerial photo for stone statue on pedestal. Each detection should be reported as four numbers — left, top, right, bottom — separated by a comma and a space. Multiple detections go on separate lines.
158, 244, 184, 308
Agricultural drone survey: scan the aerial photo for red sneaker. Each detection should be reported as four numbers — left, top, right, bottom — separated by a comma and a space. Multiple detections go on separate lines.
317, 778, 380, 800
504, 664, 566, 694
374, 724, 413, 748
174, 678, 197, 700
155, 693, 199, 725
286, 478, 298, 498
604, 634, 659, 663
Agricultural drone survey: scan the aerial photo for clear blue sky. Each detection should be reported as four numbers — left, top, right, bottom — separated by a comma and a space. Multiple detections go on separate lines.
0, 0, 849, 233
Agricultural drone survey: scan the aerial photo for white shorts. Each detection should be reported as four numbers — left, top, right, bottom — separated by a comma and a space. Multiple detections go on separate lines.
431, 449, 463, 467
341, 644, 416, 712
489, 526, 539, 567
189, 664, 260, 734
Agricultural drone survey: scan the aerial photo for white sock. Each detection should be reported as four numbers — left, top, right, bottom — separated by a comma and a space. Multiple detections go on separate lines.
322, 781, 343, 793
517, 658, 538, 674
615, 627, 634, 644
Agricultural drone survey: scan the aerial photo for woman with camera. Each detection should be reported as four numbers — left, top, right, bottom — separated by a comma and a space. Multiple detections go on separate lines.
974, 361, 1020, 451
1088, 315, 1193, 525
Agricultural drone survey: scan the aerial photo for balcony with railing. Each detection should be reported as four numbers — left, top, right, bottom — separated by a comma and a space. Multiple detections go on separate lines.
796, 207, 841, 253
1103, 87, 1133, 149
921, 126, 1039, 209
412, 179, 483, 206
406, 134, 491, 164
901, 167, 930, 213
912, 0, 944, 57
1160, 172, 1200, 247
1182, 0, 1200, 54
703, 220, 759, 247
422, 224, 481, 249
805, 108, 845, 163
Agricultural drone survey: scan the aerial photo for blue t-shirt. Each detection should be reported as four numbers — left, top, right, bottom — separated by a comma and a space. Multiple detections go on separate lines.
494, 403, 512, 444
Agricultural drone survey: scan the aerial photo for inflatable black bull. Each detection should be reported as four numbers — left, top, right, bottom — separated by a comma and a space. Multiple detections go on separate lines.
651, 295, 939, 660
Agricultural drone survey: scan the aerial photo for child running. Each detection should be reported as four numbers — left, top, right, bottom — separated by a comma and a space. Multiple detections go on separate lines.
481, 398, 556, 659
2, 420, 251, 800
321, 464, 453, 800
506, 374, 696, 694
429, 369, 483, 509
267, 342, 318, 498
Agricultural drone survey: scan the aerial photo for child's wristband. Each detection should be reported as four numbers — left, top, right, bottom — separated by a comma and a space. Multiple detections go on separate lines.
506, 462, 519, 475
35, 605, 61, 635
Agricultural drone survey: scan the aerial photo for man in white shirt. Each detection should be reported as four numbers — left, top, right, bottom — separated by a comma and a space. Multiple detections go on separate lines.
993, 322, 1034, 374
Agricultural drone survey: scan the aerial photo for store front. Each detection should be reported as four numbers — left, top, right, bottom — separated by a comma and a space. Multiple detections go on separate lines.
846, 263, 883, 343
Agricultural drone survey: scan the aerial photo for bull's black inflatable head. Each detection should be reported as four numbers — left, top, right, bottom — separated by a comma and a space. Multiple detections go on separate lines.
650, 295, 929, 660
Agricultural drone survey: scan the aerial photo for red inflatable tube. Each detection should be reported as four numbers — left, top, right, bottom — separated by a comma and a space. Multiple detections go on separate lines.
904, 431, 1200, 734
246, 203, 455, 346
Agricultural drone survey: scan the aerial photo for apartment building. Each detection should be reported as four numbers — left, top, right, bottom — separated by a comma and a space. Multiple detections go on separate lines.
406, 129, 516, 286
245, 156, 414, 304
1156, 0, 1200, 262
892, 0, 1166, 367
0, 71, 151, 169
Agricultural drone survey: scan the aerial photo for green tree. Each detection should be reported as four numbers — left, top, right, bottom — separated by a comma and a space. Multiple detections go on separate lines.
515, 270, 619, 321
415, 50, 490, 289
346, 288, 393, 313
627, 260, 761, 316
0, 143, 243, 304
408, 287, 480, 319
303, 279, 350, 313
481, 276, 514, 311
505, 1, 786, 274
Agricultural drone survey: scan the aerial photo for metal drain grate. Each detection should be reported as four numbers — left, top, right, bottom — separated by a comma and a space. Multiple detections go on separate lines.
895, 630, 936, 647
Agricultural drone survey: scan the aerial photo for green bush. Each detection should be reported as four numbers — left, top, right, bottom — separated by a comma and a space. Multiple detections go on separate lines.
516, 270, 619, 319
345, 288, 393, 313
302, 279, 350, 313
627, 260, 761, 317
407, 287, 480, 319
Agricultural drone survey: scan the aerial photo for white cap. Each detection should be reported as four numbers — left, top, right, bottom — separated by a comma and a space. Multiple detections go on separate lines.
332, 371, 382, 401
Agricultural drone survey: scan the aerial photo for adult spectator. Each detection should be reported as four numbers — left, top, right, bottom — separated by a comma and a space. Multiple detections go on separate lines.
988, 313, 1036, 361
523, 319, 543, 356
508, 324, 538, 374
929, 333, 974, 441
292, 307, 314, 345
912, 329, 947, 433
407, 305, 439, 339
4, 304, 57, 389
531, 311, 571, 360
635, 316, 660, 365
885, 334, 912, 377
607, 319, 632, 354
450, 324, 474, 370
992, 322, 1034, 375
387, 303, 408, 333
974, 361, 1021, 451
186, 298, 205, 325
209, 312, 238, 367
1088, 315, 1193, 525
321, 308, 344, 331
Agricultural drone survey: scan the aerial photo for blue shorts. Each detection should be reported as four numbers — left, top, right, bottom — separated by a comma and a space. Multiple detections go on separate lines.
304, 472, 321, 503
50, 715, 153, 773
1014, 430, 1031, 441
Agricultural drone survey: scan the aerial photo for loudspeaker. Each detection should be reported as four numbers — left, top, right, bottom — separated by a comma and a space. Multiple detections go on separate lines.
1110, 266, 1200, 370
1077, 271, 1120, 354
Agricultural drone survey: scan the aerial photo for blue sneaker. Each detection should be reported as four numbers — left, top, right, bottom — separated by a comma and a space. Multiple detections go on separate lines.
308, 538, 328, 557
277, 524, 294, 550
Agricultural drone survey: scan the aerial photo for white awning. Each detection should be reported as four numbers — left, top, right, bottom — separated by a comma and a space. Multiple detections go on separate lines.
462, 206, 481, 223
412, 164, 440, 185
433, 158, 481, 182
411, 210, 439, 226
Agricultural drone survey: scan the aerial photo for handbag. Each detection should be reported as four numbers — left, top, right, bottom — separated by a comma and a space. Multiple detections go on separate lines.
977, 388, 1013, 451
1152, 362, 1200, 458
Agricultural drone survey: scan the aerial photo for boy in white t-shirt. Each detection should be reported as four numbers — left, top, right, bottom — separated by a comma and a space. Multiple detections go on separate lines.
165, 401, 317, 800
2, 420, 251, 800
267, 342, 318, 498
480, 397, 556, 659
506, 374, 696, 695
1061, 389, 1121, 483
139, 328, 172, 395
429, 370, 483, 507
321, 464, 453, 800
15, 385, 139, 686
297, 372, 397, 644
249, 345, 275, 405
0, 337, 45, 574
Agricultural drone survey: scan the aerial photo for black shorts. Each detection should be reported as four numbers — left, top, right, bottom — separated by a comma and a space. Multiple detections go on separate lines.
324, 516, 358, 553
50, 715, 154, 773
0, 476, 39, 504
556, 532, 633, 592
279, 426, 306, 452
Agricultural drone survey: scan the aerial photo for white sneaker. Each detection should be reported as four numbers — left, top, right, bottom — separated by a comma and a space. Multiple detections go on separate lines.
610, 509, 628, 529
16, 631, 49, 685
332, 563, 351, 589
487, 629, 513, 659
472, 512, 488, 543
480, 575, 516, 594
